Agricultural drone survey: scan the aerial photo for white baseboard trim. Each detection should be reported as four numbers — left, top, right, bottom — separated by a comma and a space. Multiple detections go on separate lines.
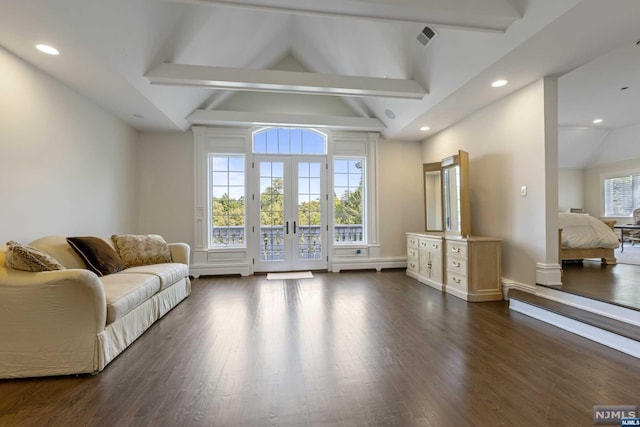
509, 299, 640, 359
501, 279, 536, 300
331, 257, 406, 273
190, 263, 251, 278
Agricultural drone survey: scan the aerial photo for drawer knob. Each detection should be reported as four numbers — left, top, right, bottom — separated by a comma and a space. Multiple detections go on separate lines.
452, 247, 461, 253
451, 261, 461, 267
453, 277, 461, 284
432, 244, 438, 249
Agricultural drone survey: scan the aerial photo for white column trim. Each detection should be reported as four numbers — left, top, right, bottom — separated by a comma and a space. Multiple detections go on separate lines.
192, 126, 206, 250
535, 262, 562, 286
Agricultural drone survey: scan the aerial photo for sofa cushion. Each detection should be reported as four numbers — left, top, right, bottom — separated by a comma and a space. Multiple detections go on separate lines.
124, 263, 188, 290
100, 273, 160, 324
67, 236, 125, 277
4, 241, 65, 272
111, 234, 172, 268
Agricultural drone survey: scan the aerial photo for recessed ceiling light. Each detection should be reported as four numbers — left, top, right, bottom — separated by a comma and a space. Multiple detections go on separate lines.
491, 79, 508, 88
420, 126, 431, 131
593, 118, 603, 124
384, 109, 396, 119
35, 44, 59, 55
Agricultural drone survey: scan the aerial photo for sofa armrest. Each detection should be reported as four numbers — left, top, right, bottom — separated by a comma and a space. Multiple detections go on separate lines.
0, 268, 107, 377
168, 242, 190, 265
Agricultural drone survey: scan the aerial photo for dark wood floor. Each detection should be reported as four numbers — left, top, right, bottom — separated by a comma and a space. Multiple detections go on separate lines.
2, 270, 639, 426
559, 261, 640, 310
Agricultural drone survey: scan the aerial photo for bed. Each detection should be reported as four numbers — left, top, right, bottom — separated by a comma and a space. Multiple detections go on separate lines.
558, 213, 619, 265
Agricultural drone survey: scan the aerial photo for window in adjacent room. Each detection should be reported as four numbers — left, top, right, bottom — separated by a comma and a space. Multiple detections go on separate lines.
333, 158, 365, 244
210, 154, 245, 247
603, 173, 640, 217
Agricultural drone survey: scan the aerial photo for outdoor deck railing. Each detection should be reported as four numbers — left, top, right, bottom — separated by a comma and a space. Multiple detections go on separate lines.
211, 224, 364, 260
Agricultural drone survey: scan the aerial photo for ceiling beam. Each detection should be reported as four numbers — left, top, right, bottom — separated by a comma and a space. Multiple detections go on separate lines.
186, 110, 386, 131
147, 63, 427, 99
167, 0, 513, 32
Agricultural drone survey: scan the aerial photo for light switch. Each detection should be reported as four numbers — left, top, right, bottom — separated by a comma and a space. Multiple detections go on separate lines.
521, 185, 527, 197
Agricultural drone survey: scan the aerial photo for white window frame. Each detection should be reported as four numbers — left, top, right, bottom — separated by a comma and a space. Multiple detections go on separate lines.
333, 156, 367, 245
208, 153, 246, 248
192, 126, 380, 276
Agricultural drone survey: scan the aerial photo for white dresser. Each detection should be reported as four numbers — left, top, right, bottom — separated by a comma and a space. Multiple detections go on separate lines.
406, 232, 502, 301
406, 233, 444, 291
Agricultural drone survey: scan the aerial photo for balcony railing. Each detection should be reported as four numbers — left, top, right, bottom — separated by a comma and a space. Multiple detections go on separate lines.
211, 225, 364, 260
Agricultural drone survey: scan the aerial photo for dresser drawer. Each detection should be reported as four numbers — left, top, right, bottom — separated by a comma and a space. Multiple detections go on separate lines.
420, 238, 441, 253
407, 236, 419, 249
407, 259, 418, 272
447, 273, 468, 288
407, 247, 419, 260
447, 242, 467, 257
447, 257, 467, 275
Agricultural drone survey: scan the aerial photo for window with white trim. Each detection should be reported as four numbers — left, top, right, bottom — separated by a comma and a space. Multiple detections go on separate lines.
209, 154, 245, 247
603, 172, 640, 217
333, 157, 365, 244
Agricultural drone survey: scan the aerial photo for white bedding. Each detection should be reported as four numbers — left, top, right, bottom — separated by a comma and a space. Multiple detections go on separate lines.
559, 213, 620, 249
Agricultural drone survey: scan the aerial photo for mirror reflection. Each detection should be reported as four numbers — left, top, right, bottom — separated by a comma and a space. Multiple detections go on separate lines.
424, 169, 442, 230
443, 165, 461, 232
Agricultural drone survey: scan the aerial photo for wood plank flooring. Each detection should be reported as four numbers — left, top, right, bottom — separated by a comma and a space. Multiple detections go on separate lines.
560, 261, 640, 310
1, 270, 639, 426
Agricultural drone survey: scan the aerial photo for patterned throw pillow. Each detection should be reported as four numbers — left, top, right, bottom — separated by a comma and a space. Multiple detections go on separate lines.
67, 236, 124, 276
111, 234, 172, 268
4, 241, 66, 272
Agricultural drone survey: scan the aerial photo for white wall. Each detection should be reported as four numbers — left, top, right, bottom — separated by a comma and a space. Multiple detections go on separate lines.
558, 168, 584, 212
422, 79, 557, 286
137, 132, 194, 246
0, 47, 138, 243
377, 139, 425, 258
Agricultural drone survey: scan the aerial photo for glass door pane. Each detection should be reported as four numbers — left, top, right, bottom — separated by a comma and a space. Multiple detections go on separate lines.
252, 156, 327, 272
259, 161, 285, 262
297, 161, 323, 260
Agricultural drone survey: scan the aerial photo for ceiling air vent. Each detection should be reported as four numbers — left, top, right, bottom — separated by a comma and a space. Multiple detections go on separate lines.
417, 26, 438, 47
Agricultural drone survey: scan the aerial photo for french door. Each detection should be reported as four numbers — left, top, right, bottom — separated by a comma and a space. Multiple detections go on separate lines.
252, 156, 328, 272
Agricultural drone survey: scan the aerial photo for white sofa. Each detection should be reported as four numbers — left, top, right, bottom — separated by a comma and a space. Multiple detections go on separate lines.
0, 235, 191, 378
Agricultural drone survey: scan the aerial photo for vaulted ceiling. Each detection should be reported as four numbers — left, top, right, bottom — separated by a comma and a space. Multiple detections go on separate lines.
2, 0, 640, 163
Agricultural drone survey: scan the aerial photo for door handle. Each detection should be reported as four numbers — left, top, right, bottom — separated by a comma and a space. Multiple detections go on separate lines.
293, 221, 297, 234
286, 221, 289, 234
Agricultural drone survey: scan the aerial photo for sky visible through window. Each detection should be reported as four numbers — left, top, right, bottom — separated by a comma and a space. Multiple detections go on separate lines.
253, 128, 326, 154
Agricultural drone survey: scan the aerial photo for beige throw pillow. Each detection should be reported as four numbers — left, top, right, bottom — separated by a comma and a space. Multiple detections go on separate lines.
111, 234, 172, 268
5, 241, 66, 272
